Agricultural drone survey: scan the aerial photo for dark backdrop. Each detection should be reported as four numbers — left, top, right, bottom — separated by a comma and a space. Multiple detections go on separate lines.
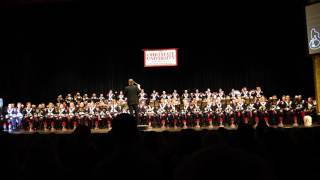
0, 0, 315, 104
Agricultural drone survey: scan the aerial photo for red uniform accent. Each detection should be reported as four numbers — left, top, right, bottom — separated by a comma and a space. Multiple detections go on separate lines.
255, 116, 259, 123
301, 111, 305, 119
243, 117, 249, 123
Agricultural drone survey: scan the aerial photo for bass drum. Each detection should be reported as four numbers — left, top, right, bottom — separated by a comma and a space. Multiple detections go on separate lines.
201, 100, 207, 109
197, 100, 202, 107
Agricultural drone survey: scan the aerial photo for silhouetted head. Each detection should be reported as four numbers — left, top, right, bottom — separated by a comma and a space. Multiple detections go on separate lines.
73, 124, 91, 140
110, 113, 138, 141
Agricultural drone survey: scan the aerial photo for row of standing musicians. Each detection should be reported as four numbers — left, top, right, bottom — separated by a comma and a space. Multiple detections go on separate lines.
1, 93, 317, 131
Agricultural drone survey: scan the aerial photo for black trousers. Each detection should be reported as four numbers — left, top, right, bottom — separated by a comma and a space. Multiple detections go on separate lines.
128, 104, 140, 124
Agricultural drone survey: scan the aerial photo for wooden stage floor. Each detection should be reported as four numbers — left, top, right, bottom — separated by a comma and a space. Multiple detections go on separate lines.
4, 124, 320, 134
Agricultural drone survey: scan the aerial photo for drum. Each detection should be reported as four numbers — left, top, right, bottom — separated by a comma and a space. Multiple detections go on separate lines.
201, 100, 207, 109
197, 100, 202, 107
304, 115, 312, 127
201, 100, 207, 107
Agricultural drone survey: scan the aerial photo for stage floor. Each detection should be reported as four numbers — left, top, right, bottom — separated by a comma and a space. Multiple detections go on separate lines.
4, 124, 320, 134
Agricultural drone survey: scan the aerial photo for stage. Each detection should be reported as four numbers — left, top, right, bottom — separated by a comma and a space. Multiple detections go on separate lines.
4, 124, 320, 134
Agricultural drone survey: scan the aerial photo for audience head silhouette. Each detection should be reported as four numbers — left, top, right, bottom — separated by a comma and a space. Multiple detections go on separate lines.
73, 124, 91, 140
110, 113, 138, 140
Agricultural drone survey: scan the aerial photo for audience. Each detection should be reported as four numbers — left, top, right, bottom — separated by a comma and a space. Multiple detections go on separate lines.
0, 113, 319, 179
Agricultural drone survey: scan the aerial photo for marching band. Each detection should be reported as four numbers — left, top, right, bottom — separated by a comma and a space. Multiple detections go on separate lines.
1, 87, 317, 132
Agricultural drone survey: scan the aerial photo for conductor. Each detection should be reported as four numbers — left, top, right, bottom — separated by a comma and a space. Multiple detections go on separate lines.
124, 79, 141, 124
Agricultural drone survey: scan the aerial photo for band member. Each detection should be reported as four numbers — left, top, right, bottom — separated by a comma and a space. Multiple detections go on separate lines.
110, 100, 119, 116
160, 91, 168, 100
23, 102, 34, 131
150, 90, 159, 108
159, 100, 168, 112
139, 89, 148, 103
117, 91, 126, 102
244, 98, 255, 124
67, 102, 77, 129
91, 93, 99, 103
292, 95, 304, 126
276, 95, 285, 127
45, 102, 56, 131
182, 90, 190, 101
215, 99, 224, 127
241, 87, 249, 98
172, 94, 181, 111
180, 101, 189, 128
305, 97, 316, 116
150, 90, 160, 101
172, 111, 180, 129
157, 100, 166, 128
283, 95, 292, 125
235, 98, 245, 124
83, 94, 90, 103
255, 86, 263, 98
35, 104, 45, 130
193, 89, 202, 100
146, 104, 155, 128
225, 101, 236, 128
249, 90, 256, 98
229, 89, 240, 99
95, 107, 104, 129
65, 94, 74, 104
193, 104, 202, 128
217, 88, 225, 99
107, 90, 115, 102
87, 102, 98, 129
204, 88, 212, 99
104, 110, 113, 130
99, 93, 105, 102
57, 95, 64, 104
7, 102, 23, 130
167, 101, 178, 128
0, 98, 3, 117
58, 103, 67, 131
268, 96, 279, 126
74, 92, 82, 103
5, 103, 16, 131
256, 96, 269, 127
16, 102, 24, 129
204, 102, 213, 113
77, 102, 88, 127
172, 89, 180, 99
